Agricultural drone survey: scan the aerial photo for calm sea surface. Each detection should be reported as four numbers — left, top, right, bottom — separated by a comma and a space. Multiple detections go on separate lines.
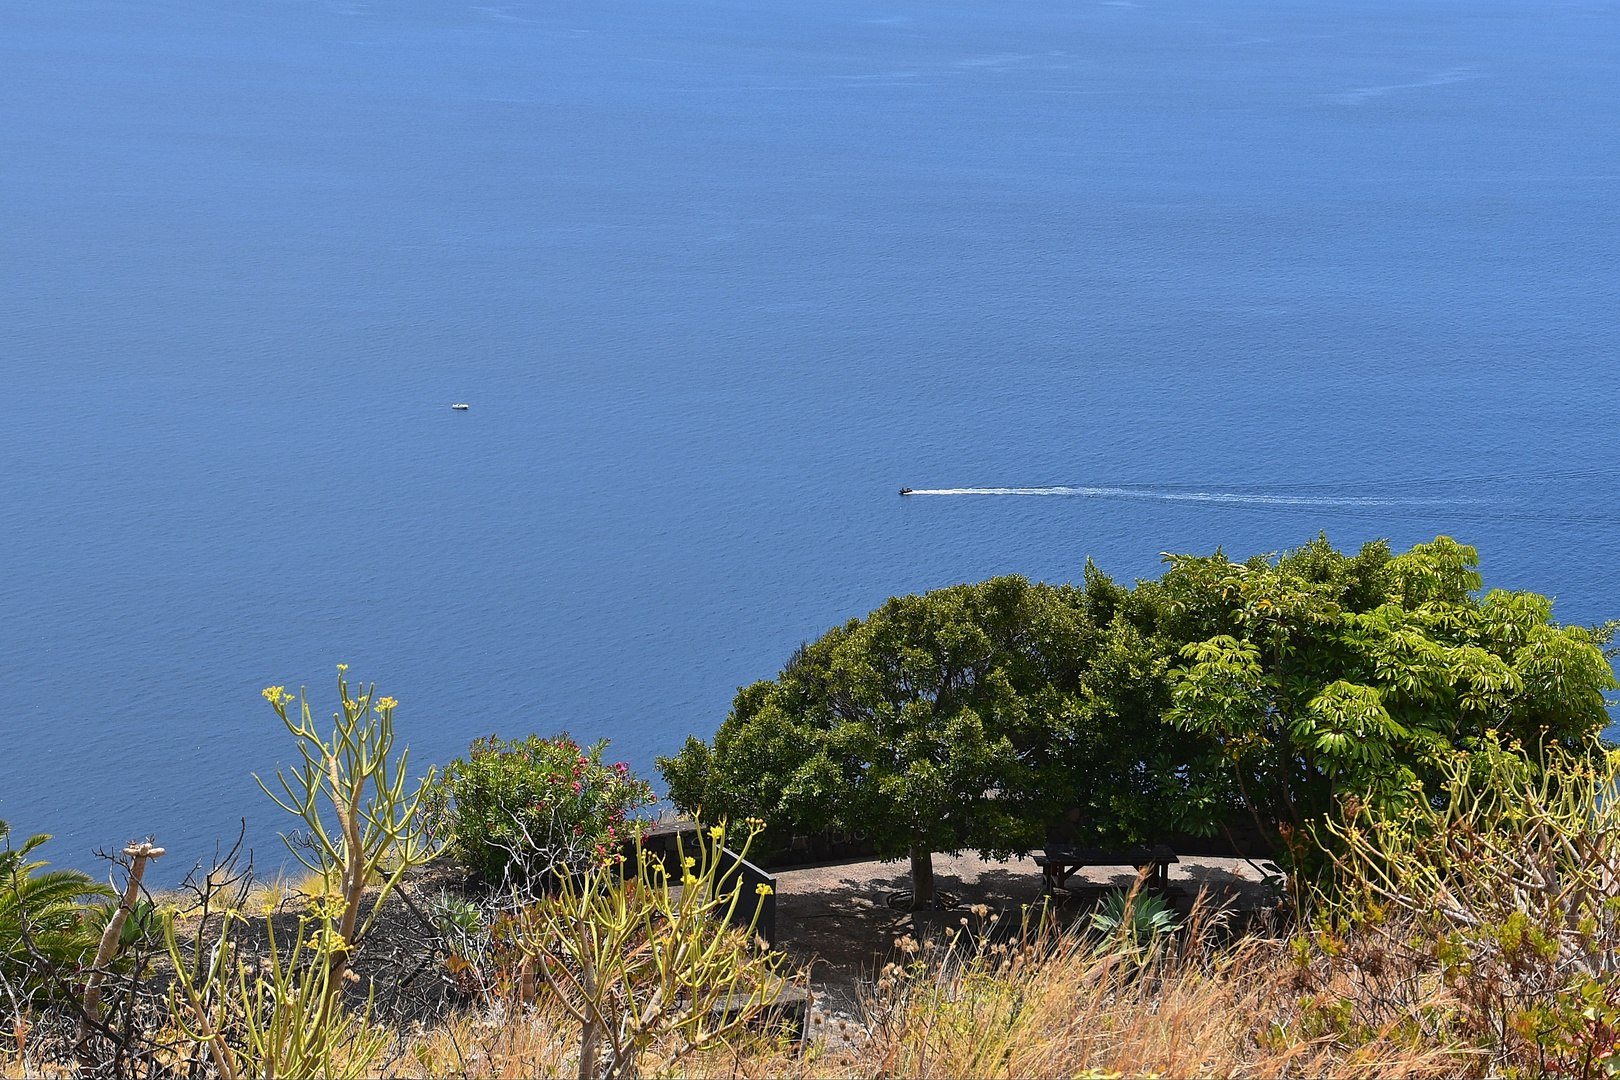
3, 0, 1618, 881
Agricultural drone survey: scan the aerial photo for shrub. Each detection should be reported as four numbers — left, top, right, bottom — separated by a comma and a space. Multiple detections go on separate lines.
429, 733, 654, 882
1090, 888, 1179, 953
510, 819, 790, 1080
0, 818, 112, 1005
416, 820, 791, 1080
164, 670, 438, 1079
1308, 733, 1620, 1074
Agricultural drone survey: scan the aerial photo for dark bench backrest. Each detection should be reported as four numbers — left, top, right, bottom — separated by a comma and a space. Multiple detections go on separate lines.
632, 824, 776, 946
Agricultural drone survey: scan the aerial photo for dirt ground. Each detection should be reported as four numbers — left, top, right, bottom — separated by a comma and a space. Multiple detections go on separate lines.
771, 852, 1280, 1019
155, 850, 1276, 1035
134, 850, 1280, 1061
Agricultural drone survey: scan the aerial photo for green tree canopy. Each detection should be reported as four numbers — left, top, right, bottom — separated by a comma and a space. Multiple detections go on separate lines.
661, 536, 1618, 894
658, 575, 1205, 905
1158, 535, 1616, 859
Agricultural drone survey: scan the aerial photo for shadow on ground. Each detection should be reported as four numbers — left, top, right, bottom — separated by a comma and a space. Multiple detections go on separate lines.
771, 853, 1281, 1019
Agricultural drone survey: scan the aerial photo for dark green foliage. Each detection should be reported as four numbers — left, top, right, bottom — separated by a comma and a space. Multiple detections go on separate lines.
0, 818, 113, 1003
660, 576, 1209, 902
661, 535, 1618, 888
427, 734, 655, 882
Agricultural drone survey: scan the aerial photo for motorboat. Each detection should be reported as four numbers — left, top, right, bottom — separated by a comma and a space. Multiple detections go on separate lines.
451, 403, 469, 410
899, 487, 913, 495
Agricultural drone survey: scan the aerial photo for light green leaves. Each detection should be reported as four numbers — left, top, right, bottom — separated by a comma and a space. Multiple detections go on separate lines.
1170, 636, 1269, 734
1389, 535, 1484, 607
1164, 535, 1614, 864
1299, 681, 1404, 764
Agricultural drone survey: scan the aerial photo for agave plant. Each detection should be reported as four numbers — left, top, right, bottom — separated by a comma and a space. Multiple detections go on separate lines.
0, 819, 113, 1002
1090, 887, 1179, 951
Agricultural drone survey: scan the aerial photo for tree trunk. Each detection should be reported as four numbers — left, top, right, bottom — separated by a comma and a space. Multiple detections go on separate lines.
578, 1015, 599, 1080
909, 839, 935, 909
577, 934, 599, 1080
81, 843, 163, 1052
518, 953, 536, 1007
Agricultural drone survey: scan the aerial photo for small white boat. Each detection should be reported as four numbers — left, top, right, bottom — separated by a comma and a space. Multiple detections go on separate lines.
451, 403, 469, 410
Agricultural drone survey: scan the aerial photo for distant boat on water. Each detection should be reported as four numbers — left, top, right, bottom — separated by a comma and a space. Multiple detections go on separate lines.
451, 403, 469, 410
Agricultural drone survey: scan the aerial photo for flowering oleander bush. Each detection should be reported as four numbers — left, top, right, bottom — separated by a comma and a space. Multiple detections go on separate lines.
428, 734, 655, 882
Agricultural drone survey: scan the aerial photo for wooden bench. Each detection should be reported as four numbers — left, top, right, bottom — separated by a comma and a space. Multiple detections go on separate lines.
1033, 844, 1179, 895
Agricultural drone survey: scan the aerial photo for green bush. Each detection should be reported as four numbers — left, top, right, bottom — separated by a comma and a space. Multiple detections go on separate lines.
1306, 734, 1620, 1074
1090, 889, 1179, 952
429, 734, 655, 882
663, 536, 1619, 891
1, 818, 113, 1003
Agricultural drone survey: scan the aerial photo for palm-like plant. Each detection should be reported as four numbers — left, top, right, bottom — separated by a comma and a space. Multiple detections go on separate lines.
1, 819, 112, 1003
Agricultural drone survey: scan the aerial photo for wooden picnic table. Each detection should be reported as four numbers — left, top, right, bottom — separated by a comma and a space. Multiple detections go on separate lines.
1033, 844, 1179, 895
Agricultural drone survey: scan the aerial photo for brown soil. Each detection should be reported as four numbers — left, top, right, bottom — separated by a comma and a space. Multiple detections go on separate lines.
153, 852, 1276, 1037
770, 852, 1279, 1020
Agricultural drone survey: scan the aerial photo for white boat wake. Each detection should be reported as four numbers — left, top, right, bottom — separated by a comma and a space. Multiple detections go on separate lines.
902, 486, 1483, 507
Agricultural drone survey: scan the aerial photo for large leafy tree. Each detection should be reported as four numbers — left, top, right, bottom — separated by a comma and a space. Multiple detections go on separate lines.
662, 578, 1068, 906
663, 535, 1617, 895
659, 575, 1204, 906
1159, 535, 1617, 860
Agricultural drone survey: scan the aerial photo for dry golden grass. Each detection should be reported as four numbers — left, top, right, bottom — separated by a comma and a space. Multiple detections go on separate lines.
362, 910, 1476, 1079
0, 905, 1486, 1079
242, 869, 311, 914
837, 934, 1469, 1079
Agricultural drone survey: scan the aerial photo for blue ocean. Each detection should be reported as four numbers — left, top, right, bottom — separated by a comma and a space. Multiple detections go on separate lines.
3, 0, 1617, 881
